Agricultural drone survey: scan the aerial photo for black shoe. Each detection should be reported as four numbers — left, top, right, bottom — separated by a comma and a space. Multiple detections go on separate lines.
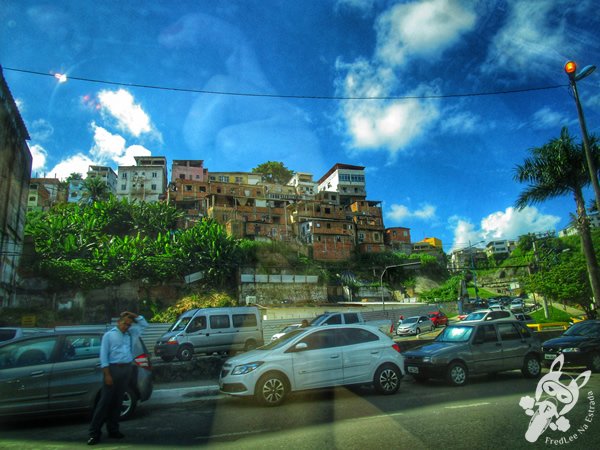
87, 436, 100, 445
108, 431, 125, 439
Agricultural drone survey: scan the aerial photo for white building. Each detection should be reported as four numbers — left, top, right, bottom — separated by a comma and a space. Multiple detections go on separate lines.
485, 240, 517, 257
117, 156, 167, 203
88, 165, 118, 196
317, 163, 366, 206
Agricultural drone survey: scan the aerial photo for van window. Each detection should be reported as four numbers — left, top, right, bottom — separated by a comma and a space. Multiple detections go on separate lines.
210, 315, 230, 329
232, 314, 257, 328
187, 316, 206, 333
323, 314, 342, 325
498, 323, 521, 341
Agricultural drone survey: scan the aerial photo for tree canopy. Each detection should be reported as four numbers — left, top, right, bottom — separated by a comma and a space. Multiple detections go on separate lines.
252, 161, 294, 184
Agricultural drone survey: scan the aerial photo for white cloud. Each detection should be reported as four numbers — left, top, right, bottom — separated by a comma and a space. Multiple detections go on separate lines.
440, 110, 480, 134
114, 144, 152, 167
375, 0, 476, 67
387, 203, 437, 222
97, 89, 153, 137
90, 123, 126, 162
29, 119, 54, 142
29, 144, 48, 174
481, 0, 588, 78
450, 206, 561, 250
531, 107, 573, 130
46, 153, 95, 180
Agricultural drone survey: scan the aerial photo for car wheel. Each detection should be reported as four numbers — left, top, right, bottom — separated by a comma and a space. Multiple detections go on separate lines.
588, 352, 600, 373
446, 362, 468, 386
522, 354, 542, 378
120, 387, 138, 420
177, 345, 193, 361
161, 355, 174, 363
374, 364, 401, 395
255, 373, 287, 406
244, 339, 257, 352
416, 328, 421, 335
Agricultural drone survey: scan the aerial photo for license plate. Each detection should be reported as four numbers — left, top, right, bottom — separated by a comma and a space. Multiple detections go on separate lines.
545, 353, 557, 360
407, 366, 419, 374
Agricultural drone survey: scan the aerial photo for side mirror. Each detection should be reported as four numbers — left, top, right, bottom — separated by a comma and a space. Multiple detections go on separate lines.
293, 342, 308, 352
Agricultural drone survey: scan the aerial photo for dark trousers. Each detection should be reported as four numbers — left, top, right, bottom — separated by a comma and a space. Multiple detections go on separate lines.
89, 364, 132, 437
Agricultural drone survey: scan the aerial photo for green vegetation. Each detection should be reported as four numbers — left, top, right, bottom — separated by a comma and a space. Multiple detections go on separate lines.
150, 292, 236, 323
252, 161, 294, 184
530, 305, 576, 324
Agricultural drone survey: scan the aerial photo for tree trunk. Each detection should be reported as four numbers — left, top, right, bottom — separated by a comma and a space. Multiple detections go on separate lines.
574, 190, 599, 319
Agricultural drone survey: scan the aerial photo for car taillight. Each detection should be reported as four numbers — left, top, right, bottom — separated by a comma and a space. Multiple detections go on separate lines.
134, 353, 152, 370
392, 343, 401, 353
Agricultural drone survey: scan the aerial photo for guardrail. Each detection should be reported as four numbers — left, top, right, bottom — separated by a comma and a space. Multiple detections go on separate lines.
526, 322, 569, 332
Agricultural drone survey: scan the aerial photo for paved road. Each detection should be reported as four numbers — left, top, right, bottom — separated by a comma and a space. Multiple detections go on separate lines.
1, 369, 598, 449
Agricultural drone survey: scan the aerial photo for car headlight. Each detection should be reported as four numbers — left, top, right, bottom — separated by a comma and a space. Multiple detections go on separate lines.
231, 361, 264, 375
561, 348, 582, 353
422, 356, 432, 363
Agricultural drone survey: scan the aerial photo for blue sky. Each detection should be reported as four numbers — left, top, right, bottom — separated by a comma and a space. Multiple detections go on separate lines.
2, 0, 600, 252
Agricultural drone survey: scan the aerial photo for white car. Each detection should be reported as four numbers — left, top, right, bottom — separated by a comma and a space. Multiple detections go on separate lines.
270, 323, 302, 341
396, 315, 435, 336
220, 324, 404, 406
461, 309, 516, 322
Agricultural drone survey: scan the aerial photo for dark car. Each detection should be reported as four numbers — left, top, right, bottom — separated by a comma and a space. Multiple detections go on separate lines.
427, 311, 448, 328
403, 320, 542, 386
0, 329, 152, 420
541, 320, 600, 372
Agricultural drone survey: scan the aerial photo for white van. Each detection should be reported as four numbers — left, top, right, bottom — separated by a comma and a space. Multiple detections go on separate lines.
154, 307, 264, 362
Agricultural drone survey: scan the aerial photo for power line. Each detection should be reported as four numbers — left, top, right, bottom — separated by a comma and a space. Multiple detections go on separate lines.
3, 66, 567, 101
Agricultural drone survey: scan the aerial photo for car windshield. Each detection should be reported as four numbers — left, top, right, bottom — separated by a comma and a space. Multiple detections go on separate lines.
402, 317, 419, 324
258, 329, 306, 350
436, 326, 474, 342
564, 322, 600, 338
279, 325, 298, 333
169, 317, 192, 332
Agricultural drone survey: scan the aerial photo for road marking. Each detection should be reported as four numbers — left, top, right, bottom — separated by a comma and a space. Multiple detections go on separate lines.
445, 402, 490, 409
195, 428, 274, 439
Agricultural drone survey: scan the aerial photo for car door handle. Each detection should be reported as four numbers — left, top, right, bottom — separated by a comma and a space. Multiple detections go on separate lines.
370, 351, 380, 355
330, 355, 340, 359
30, 370, 45, 377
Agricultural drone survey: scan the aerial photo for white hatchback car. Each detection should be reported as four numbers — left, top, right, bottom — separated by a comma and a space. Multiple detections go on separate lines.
220, 324, 404, 406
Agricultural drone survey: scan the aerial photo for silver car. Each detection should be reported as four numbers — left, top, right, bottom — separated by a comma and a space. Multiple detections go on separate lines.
396, 315, 435, 336
220, 324, 404, 406
0, 329, 152, 419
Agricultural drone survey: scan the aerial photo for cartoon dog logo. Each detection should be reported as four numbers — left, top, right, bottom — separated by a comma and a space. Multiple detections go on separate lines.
519, 354, 591, 443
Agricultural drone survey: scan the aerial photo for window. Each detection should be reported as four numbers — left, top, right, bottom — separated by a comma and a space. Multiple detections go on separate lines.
209, 315, 230, 329
179, 173, 186, 179
342, 328, 378, 345
323, 314, 342, 325
63, 335, 102, 361
474, 324, 498, 343
121, 184, 126, 190
0, 337, 57, 369
122, 173, 127, 179
151, 184, 157, 190
298, 330, 339, 350
232, 314, 257, 328
497, 323, 521, 341
186, 316, 206, 333
152, 172, 157, 178
185, 185, 192, 192
343, 313, 359, 324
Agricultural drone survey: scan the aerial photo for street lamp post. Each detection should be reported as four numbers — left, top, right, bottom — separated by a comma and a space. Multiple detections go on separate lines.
379, 262, 421, 310
564, 60, 600, 212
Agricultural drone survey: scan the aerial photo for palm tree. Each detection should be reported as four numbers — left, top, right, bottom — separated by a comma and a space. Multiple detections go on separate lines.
514, 127, 599, 318
81, 176, 110, 204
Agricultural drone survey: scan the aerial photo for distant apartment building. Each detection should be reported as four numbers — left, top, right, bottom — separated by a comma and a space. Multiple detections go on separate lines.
448, 246, 487, 272
0, 66, 32, 306
385, 227, 412, 253
67, 179, 84, 203
171, 159, 207, 183
485, 239, 517, 258
287, 172, 317, 199
317, 163, 366, 206
117, 156, 167, 202
88, 165, 118, 195
27, 178, 65, 211
559, 212, 600, 237
351, 200, 385, 254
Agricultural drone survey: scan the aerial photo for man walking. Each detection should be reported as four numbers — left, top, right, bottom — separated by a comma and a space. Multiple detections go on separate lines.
87, 311, 148, 445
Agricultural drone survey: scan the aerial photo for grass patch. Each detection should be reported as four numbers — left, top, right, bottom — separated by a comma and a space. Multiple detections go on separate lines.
530, 305, 574, 323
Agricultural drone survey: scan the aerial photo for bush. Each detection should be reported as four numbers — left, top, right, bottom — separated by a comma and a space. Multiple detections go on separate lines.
150, 291, 237, 323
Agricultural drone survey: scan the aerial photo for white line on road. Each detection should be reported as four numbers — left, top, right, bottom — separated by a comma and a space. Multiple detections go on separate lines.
444, 402, 490, 409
